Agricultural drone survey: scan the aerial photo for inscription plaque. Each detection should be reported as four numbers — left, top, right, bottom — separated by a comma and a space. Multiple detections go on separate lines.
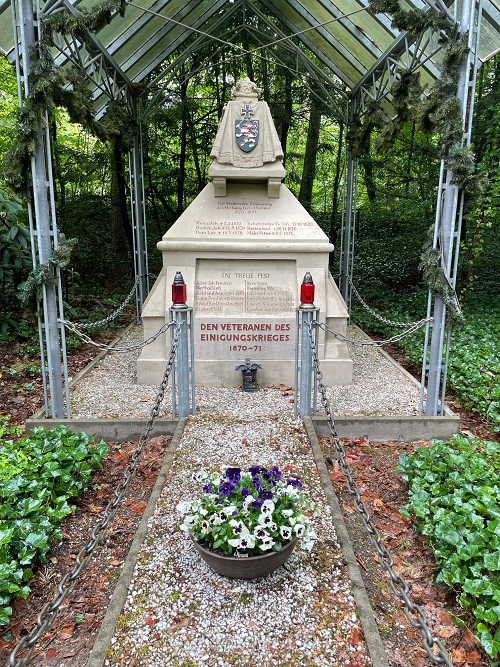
194, 259, 296, 360
194, 199, 316, 239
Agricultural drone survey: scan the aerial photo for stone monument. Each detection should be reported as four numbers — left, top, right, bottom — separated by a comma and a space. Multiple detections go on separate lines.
137, 78, 352, 387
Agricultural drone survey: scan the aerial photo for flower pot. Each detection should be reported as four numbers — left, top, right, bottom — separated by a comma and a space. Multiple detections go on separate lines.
191, 536, 298, 579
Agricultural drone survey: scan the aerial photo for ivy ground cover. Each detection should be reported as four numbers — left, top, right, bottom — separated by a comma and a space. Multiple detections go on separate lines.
398, 435, 500, 660
0, 424, 107, 626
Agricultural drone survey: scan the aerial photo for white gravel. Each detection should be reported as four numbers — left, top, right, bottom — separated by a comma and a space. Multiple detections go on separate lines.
104, 396, 371, 666
70, 324, 421, 419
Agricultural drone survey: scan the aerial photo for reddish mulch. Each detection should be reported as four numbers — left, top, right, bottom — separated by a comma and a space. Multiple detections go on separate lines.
1, 336, 498, 667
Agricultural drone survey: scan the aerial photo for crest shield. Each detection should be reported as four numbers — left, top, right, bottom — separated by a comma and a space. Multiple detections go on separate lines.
235, 119, 259, 152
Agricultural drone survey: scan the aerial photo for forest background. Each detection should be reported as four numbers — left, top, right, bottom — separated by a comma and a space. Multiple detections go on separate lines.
0, 48, 499, 432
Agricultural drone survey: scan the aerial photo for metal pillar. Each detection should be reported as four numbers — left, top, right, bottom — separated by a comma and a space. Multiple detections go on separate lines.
339, 146, 357, 312
169, 307, 195, 418
129, 99, 149, 321
294, 306, 319, 417
13, 0, 70, 418
422, 0, 483, 415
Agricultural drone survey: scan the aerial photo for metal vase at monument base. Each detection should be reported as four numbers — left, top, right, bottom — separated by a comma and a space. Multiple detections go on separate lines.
190, 536, 298, 579
235, 358, 261, 392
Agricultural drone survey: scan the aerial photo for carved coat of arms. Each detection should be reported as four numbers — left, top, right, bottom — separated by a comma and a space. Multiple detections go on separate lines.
235, 102, 259, 152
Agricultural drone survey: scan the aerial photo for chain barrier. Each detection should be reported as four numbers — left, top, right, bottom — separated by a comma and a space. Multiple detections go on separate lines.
318, 319, 431, 348
60, 273, 156, 331
61, 319, 174, 353
9, 319, 182, 667
346, 275, 426, 329
306, 321, 454, 667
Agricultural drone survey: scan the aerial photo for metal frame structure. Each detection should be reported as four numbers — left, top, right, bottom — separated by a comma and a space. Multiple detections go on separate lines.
421, 0, 484, 415
11, 0, 71, 418
1, 0, 498, 417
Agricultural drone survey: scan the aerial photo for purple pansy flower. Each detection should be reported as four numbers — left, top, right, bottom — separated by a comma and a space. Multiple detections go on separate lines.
261, 489, 274, 500
225, 467, 241, 483
202, 483, 213, 494
270, 466, 282, 481
249, 465, 261, 475
219, 481, 234, 497
241, 487, 250, 499
252, 477, 262, 491
252, 497, 264, 509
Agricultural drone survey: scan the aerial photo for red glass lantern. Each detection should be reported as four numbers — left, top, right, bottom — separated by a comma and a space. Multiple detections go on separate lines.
172, 271, 187, 305
300, 272, 315, 304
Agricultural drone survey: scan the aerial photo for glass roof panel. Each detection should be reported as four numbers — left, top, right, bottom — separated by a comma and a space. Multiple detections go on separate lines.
0, 0, 499, 117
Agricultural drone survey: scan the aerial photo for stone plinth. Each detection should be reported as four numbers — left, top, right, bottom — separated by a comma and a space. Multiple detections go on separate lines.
137, 182, 352, 387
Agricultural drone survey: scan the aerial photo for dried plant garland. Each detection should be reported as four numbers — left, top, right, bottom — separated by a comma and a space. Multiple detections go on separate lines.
4, 0, 135, 195
347, 0, 482, 327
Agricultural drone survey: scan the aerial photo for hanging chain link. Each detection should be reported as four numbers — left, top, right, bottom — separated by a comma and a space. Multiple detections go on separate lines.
306, 321, 454, 667
9, 319, 182, 667
61, 319, 174, 353
318, 319, 431, 347
347, 275, 427, 329
60, 274, 155, 331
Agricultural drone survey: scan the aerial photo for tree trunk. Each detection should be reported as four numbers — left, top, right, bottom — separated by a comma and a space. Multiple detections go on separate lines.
177, 76, 188, 215
110, 138, 132, 254
359, 153, 376, 202
280, 73, 293, 166
299, 97, 321, 212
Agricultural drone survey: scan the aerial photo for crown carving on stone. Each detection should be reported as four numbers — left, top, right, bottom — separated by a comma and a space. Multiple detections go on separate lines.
232, 77, 261, 99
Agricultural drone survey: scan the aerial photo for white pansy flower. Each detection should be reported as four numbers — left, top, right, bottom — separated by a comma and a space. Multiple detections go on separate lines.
261, 499, 275, 514
294, 524, 305, 537
176, 501, 191, 514
280, 526, 293, 540
253, 526, 268, 539
258, 513, 273, 527
281, 509, 293, 517
243, 494, 255, 508
192, 470, 208, 483
180, 515, 197, 532
259, 536, 275, 551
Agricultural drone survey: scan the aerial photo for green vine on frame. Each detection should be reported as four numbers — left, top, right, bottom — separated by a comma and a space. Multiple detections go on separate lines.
4, 0, 135, 195
347, 0, 482, 328
18, 234, 77, 305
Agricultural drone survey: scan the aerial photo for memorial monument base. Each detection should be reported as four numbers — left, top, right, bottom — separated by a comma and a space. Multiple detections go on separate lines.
138, 355, 352, 388
137, 79, 353, 389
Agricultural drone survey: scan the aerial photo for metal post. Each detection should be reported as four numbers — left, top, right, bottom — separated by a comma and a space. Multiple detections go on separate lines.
299, 308, 314, 416
129, 99, 149, 322
295, 273, 319, 416
423, 0, 482, 415
15, 0, 68, 417
169, 272, 195, 418
339, 148, 357, 312
170, 308, 191, 417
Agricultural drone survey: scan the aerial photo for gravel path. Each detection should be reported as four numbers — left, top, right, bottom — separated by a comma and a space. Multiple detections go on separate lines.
103, 392, 372, 667
70, 325, 421, 419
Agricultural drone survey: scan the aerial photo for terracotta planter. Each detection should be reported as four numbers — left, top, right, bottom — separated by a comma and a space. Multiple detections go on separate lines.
191, 536, 298, 579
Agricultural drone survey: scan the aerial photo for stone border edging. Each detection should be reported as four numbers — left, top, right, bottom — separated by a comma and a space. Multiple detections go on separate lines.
86, 417, 188, 667
25, 418, 180, 441
303, 415, 390, 667
311, 414, 459, 442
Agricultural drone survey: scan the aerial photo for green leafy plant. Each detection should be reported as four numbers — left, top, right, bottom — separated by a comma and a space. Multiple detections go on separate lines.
398, 435, 500, 658
0, 426, 107, 626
